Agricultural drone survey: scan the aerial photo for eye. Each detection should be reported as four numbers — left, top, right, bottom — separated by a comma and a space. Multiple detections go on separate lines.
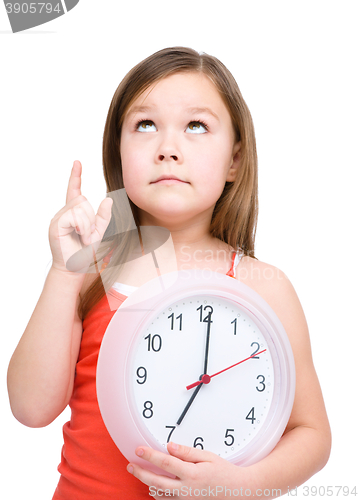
186, 121, 208, 134
136, 120, 157, 132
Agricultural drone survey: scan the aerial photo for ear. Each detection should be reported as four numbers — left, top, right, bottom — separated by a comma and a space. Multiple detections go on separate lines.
226, 141, 241, 182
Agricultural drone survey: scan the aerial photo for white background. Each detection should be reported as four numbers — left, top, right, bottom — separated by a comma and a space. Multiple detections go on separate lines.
1, 1, 358, 498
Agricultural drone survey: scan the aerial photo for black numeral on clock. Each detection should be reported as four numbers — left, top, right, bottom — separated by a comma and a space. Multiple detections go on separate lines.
250, 342, 260, 359
193, 436, 204, 449
256, 375, 265, 392
136, 366, 147, 384
144, 333, 162, 352
165, 425, 176, 443
246, 407, 256, 424
224, 428, 235, 446
231, 318, 237, 335
168, 313, 182, 331
197, 305, 213, 323
142, 401, 153, 419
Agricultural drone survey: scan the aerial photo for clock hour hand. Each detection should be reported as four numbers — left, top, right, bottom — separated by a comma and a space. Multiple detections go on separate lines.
186, 349, 267, 390
176, 380, 203, 425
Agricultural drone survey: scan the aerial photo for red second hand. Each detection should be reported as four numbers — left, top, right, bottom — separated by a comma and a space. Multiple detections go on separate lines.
186, 349, 267, 390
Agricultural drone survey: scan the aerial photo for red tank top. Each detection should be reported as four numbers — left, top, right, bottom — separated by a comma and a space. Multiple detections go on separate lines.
53, 254, 240, 499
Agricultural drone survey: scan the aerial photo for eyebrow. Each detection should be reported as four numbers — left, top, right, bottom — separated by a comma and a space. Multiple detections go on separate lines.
127, 105, 219, 121
127, 105, 153, 116
186, 107, 220, 121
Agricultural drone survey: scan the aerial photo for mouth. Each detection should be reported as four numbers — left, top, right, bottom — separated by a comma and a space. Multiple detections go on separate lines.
151, 175, 189, 185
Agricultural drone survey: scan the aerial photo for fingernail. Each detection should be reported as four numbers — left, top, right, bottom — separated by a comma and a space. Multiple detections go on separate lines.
169, 442, 178, 450
127, 465, 134, 474
91, 224, 96, 232
75, 226, 80, 233
136, 448, 144, 457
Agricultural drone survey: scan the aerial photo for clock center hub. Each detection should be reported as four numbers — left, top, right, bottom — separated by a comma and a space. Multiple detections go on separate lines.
201, 374, 211, 385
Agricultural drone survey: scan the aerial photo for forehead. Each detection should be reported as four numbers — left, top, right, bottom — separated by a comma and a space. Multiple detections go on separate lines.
126, 72, 229, 116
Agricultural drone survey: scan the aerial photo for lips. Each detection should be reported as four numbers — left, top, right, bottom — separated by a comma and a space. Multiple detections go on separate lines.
151, 175, 189, 184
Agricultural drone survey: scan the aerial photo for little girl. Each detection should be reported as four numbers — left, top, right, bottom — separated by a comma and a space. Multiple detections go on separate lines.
7, 47, 331, 499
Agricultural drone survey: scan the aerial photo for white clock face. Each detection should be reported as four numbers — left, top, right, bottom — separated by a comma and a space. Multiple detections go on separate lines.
97, 271, 295, 470
128, 293, 279, 462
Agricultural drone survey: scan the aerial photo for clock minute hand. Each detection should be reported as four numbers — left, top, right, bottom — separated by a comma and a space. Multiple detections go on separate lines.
202, 308, 213, 375
186, 349, 267, 390
176, 308, 213, 426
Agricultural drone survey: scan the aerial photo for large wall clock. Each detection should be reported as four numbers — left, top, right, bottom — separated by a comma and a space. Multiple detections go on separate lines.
97, 270, 295, 474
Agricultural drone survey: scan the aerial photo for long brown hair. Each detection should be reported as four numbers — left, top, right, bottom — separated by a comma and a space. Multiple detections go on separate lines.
79, 46, 258, 320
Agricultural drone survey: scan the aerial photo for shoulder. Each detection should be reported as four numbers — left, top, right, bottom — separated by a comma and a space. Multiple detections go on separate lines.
236, 255, 292, 299
236, 256, 309, 353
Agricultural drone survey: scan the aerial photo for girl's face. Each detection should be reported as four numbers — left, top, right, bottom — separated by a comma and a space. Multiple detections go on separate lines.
120, 72, 241, 229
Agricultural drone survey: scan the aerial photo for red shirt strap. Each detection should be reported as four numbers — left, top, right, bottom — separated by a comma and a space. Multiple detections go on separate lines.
226, 250, 237, 278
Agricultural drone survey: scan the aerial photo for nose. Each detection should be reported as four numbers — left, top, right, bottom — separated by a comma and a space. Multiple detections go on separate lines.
155, 132, 183, 164
158, 153, 178, 161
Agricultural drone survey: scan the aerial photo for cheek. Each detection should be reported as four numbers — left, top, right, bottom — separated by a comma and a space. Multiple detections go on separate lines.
121, 161, 142, 208
121, 144, 148, 187
189, 140, 232, 181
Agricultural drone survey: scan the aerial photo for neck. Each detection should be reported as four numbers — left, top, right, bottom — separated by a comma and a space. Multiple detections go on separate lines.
137, 208, 234, 273
143, 223, 233, 273
140, 213, 211, 256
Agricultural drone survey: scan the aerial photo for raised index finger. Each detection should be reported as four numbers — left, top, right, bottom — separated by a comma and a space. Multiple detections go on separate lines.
66, 160, 82, 204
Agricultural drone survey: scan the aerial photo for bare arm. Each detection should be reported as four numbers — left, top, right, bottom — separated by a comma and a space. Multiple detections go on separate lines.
7, 161, 112, 428
7, 268, 85, 428
236, 262, 331, 496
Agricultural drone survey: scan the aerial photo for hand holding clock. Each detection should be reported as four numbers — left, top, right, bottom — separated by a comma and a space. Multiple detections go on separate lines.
127, 441, 251, 499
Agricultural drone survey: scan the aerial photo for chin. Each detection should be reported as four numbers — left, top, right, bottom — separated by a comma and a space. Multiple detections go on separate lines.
140, 198, 187, 217
139, 206, 194, 228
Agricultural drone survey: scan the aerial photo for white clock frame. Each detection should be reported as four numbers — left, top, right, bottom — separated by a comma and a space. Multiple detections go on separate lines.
96, 270, 295, 474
